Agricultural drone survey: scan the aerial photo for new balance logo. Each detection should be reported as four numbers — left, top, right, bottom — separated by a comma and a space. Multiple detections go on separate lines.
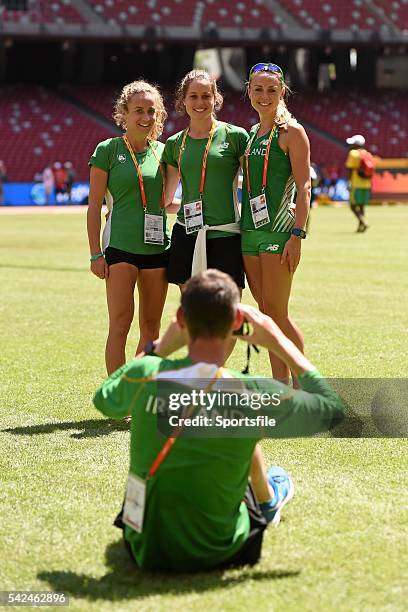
265, 244, 279, 252
218, 142, 229, 150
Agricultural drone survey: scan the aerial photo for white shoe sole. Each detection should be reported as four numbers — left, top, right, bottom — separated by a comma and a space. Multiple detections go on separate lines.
270, 476, 295, 527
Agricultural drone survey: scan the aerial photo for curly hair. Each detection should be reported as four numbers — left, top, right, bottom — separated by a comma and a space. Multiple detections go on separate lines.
113, 80, 167, 141
174, 69, 223, 115
247, 72, 293, 127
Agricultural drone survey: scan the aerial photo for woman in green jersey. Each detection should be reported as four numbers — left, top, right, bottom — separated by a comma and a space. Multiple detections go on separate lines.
163, 70, 248, 289
87, 81, 170, 375
241, 63, 310, 382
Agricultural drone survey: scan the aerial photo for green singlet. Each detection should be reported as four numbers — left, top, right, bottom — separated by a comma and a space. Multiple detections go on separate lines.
89, 137, 170, 255
241, 125, 296, 232
162, 122, 248, 238
94, 356, 343, 572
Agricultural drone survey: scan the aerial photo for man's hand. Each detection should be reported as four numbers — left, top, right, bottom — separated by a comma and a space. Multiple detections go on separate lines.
281, 235, 301, 274
236, 304, 314, 377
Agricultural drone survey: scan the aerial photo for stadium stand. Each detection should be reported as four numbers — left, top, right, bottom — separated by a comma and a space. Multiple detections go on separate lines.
373, 0, 408, 30
281, 0, 382, 30
290, 89, 408, 158
201, 0, 279, 29
86, 0, 197, 27
0, 85, 111, 181
0, 0, 85, 24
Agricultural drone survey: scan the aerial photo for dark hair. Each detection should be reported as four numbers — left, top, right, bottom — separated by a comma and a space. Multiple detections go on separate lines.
181, 270, 240, 340
174, 69, 223, 115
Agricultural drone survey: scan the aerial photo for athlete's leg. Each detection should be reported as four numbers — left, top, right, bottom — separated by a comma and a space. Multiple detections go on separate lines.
250, 444, 274, 503
260, 253, 304, 382
243, 255, 263, 308
105, 263, 138, 375
135, 267, 168, 354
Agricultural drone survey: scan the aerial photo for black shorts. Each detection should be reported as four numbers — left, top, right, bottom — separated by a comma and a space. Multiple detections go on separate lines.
115, 483, 266, 571
167, 223, 245, 288
105, 246, 169, 270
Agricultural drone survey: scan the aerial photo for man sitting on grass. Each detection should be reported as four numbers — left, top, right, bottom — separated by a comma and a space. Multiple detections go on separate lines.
94, 269, 343, 572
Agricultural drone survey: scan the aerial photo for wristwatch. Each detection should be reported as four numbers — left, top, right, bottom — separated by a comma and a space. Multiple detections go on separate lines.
291, 227, 307, 239
143, 340, 158, 356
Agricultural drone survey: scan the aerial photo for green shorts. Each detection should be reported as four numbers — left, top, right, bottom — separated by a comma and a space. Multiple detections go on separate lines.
350, 188, 371, 206
241, 229, 291, 256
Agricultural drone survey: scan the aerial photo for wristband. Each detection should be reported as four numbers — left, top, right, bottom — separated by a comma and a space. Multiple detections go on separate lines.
291, 228, 307, 239
90, 253, 104, 261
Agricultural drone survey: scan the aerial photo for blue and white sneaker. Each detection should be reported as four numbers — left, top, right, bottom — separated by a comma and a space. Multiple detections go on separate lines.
259, 466, 295, 527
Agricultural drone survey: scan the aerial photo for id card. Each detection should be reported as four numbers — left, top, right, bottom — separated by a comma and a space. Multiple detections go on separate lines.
183, 200, 204, 234
250, 194, 270, 228
122, 473, 146, 533
144, 213, 164, 245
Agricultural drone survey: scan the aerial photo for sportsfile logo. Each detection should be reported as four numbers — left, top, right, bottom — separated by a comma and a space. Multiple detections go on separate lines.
265, 244, 279, 252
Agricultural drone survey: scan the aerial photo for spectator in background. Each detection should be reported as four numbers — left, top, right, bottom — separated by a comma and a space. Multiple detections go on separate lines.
53, 161, 68, 199
0, 160, 7, 205
345, 134, 375, 233
64, 161, 76, 202
42, 166, 55, 205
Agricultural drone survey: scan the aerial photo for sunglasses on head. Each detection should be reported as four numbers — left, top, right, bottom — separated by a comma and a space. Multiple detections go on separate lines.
249, 63, 284, 81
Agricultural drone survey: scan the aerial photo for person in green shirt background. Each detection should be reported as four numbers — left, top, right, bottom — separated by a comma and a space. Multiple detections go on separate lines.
94, 269, 343, 572
87, 81, 170, 375
163, 69, 248, 288
241, 63, 311, 383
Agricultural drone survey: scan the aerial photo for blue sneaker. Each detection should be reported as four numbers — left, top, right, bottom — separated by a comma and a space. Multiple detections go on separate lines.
259, 466, 295, 527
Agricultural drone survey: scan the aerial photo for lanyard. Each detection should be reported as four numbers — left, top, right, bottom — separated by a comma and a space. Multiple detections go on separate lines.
245, 124, 277, 197
146, 368, 222, 480
123, 136, 165, 211
177, 121, 217, 197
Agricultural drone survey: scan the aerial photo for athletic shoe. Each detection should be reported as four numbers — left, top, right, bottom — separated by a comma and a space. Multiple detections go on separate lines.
259, 466, 295, 527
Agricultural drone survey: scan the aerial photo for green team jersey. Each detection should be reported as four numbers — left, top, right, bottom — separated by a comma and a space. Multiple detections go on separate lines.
162, 122, 248, 238
241, 126, 296, 232
89, 137, 170, 255
94, 356, 343, 572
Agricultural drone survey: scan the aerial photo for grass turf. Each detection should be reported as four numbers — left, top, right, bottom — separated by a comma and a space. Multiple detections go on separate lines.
0, 205, 407, 611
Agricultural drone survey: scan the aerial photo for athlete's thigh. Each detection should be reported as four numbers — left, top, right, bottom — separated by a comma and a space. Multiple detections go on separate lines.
259, 253, 293, 317
105, 262, 138, 323
243, 254, 263, 307
137, 267, 168, 323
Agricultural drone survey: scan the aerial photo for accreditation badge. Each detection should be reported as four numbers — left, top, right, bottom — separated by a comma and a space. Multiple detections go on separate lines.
183, 199, 204, 234
250, 193, 270, 228
122, 472, 146, 533
144, 213, 164, 245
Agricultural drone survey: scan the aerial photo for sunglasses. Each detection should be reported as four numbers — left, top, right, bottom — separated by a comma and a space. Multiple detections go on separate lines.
249, 63, 284, 81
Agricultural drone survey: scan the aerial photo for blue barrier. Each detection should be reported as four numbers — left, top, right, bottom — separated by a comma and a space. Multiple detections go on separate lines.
1, 182, 90, 206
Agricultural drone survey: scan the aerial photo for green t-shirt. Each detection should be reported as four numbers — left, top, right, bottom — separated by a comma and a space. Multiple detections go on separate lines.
89, 137, 170, 255
94, 356, 343, 572
241, 125, 296, 232
162, 122, 248, 238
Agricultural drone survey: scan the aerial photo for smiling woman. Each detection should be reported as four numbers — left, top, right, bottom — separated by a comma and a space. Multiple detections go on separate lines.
87, 80, 170, 375
162, 69, 249, 290
241, 63, 311, 382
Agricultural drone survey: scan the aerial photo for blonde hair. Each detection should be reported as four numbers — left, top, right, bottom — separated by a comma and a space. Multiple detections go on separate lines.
247, 72, 293, 127
174, 69, 223, 115
113, 80, 167, 141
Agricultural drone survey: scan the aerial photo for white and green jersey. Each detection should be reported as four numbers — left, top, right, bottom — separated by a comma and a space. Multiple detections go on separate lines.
163, 122, 248, 238
89, 137, 170, 255
241, 126, 296, 232
94, 357, 343, 572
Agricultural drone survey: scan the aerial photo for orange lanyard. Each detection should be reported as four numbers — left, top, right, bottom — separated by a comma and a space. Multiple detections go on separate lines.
177, 122, 217, 197
123, 136, 165, 211
146, 368, 222, 480
245, 124, 277, 197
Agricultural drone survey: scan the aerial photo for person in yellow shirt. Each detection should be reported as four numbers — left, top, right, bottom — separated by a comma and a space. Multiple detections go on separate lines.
345, 134, 374, 233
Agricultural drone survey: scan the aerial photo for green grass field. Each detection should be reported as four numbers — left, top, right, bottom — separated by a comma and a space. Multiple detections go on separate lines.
0, 206, 407, 611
